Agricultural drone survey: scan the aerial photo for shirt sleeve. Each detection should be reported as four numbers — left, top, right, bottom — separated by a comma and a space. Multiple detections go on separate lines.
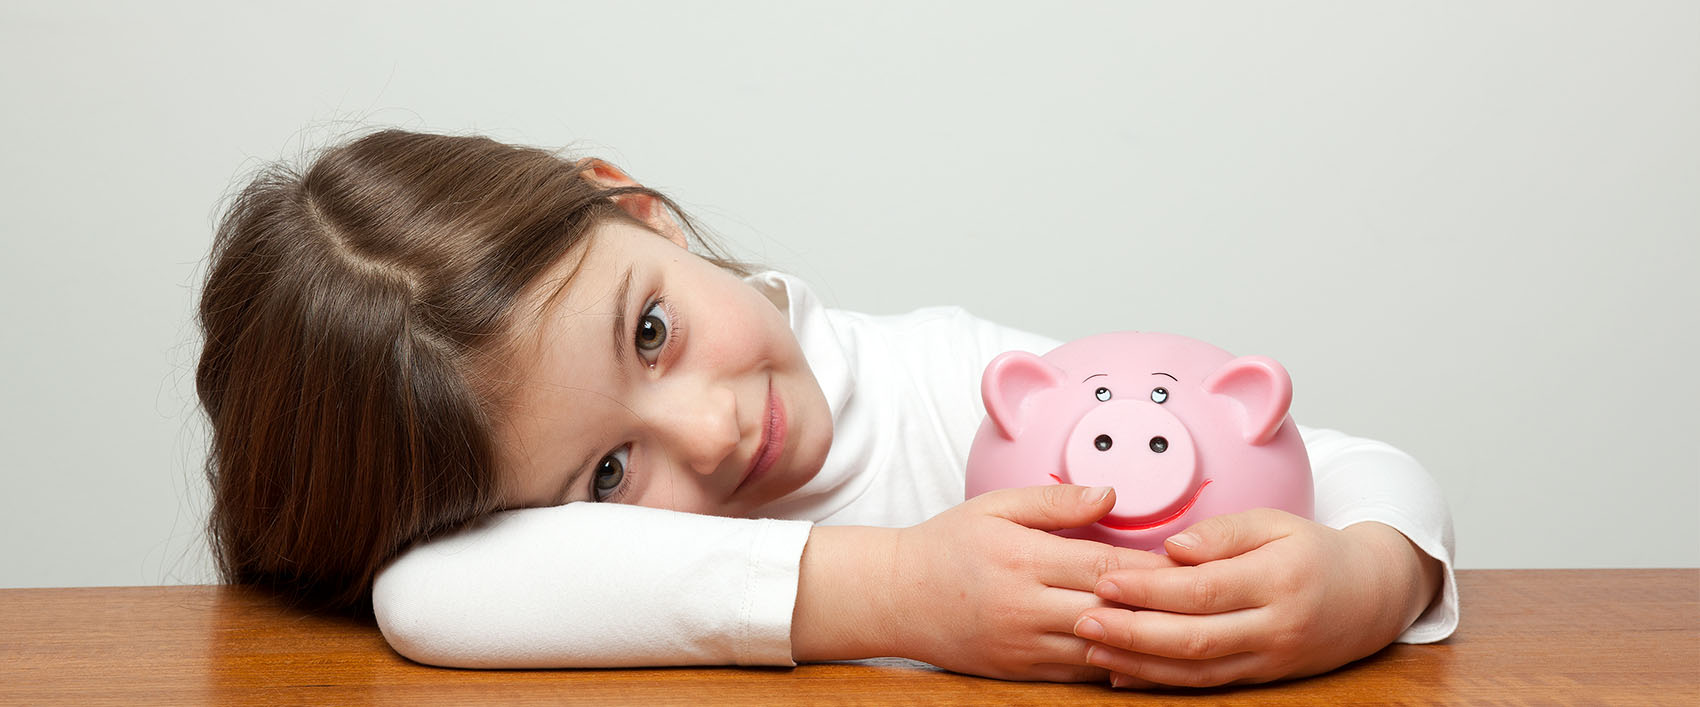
1302, 425, 1460, 644
373, 502, 813, 668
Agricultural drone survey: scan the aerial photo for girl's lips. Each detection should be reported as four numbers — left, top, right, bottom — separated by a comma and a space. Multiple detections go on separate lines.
737, 384, 786, 496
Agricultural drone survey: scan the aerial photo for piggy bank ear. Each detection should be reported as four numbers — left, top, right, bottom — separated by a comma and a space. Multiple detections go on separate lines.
982, 351, 1067, 441
1201, 355, 1294, 445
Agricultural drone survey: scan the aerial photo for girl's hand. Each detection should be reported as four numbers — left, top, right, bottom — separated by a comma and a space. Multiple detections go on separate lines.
1071, 509, 1442, 689
856, 485, 1175, 681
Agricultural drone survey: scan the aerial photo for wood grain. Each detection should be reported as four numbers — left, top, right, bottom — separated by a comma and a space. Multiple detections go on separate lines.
2, 569, 1695, 705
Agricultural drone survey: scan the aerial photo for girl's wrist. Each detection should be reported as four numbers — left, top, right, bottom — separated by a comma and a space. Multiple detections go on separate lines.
1342, 521, 1443, 637
791, 525, 904, 662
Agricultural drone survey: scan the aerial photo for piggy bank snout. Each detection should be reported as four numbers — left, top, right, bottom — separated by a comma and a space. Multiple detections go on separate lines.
1062, 401, 1200, 522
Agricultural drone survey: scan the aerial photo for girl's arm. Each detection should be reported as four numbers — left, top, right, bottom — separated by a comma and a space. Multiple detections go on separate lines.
1071, 427, 1457, 688
374, 502, 812, 667
375, 485, 1171, 679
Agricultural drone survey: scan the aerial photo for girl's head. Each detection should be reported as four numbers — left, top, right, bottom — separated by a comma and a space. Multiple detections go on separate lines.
198, 130, 831, 612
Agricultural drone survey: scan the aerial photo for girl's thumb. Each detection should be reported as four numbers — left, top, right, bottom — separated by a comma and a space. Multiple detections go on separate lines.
973, 484, 1115, 531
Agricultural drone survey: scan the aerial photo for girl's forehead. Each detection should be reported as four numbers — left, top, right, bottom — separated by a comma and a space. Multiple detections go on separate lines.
508, 229, 622, 339
529, 221, 664, 312
508, 221, 678, 372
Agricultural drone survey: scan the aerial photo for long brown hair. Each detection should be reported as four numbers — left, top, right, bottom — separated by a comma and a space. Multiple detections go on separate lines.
197, 129, 733, 612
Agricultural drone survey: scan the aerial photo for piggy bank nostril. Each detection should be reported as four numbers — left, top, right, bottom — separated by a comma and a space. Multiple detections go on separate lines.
1094, 435, 1113, 451
1149, 436, 1168, 453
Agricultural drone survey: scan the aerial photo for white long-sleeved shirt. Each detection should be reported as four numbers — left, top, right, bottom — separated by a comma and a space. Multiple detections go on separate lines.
374, 271, 1459, 667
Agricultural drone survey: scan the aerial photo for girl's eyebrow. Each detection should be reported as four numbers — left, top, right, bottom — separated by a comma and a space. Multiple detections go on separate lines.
608, 266, 635, 379
554, 265, 637, 505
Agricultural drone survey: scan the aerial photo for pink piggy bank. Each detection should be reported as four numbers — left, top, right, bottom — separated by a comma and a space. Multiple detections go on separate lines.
965, 332, 1313, 551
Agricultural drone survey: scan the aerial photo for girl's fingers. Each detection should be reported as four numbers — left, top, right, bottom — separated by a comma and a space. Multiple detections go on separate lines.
1019, 632, 1122, 681
1074, 606, 1266, 661
1108, 672, 1161, 690
1034, 536, 1178, 591
1095, 562, 1267, 614
1084, 643, 1271, 688
1026, 585, 1130, 642
1159, 508, 1301, 566
968, 484, 1113, 532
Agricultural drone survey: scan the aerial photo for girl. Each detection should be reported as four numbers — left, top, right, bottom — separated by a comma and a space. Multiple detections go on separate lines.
199, 129, 1455, 688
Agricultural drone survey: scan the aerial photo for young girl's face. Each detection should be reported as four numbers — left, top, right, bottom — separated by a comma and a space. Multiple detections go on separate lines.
494, 218, 834, 518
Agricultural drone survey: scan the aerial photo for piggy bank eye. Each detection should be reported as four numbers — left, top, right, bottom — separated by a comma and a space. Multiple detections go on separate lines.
1094, 387, 1112, 402
1150, 387, 1169, 404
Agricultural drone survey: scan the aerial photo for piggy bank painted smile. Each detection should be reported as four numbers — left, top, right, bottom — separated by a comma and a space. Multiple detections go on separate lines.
965, 332, 1314, 551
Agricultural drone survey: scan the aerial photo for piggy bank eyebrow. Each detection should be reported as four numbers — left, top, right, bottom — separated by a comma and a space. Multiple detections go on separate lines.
1152, 372, 1178, 381
1082, 373, 1108, 383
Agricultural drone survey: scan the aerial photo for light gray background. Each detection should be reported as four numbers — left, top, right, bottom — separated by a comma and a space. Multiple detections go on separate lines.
2, 1, 1695, 589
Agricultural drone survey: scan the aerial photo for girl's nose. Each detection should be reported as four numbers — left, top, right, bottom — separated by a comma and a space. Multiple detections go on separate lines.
652, 383, 740, 477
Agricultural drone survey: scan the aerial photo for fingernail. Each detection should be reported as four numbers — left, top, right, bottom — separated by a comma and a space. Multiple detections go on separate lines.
1074, 616, 1105, 641
1110, 674, 1129, 689
1084, 486, 1113, 504
1094, 579, 1122, 602
1086, 645, 1107, 667
1167, 532, 1198, 550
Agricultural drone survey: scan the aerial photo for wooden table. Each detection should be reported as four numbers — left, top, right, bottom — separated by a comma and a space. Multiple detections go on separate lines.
3, 570, 1695, 705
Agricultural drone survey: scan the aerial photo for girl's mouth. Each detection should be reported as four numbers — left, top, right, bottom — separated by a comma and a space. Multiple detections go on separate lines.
737, 383, 786, 495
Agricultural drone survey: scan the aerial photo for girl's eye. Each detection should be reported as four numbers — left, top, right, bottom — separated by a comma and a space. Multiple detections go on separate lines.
1095, 387, 1112, 402
1151, 387, 1169, 404
635, 301, 670, 363
592, 447, 629, 502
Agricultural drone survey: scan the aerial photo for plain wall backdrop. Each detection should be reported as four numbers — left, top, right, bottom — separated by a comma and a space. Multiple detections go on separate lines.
2, 0, 1695, 589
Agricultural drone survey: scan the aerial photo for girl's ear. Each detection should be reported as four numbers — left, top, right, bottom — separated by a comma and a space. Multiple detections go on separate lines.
580, 160, 689, 248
